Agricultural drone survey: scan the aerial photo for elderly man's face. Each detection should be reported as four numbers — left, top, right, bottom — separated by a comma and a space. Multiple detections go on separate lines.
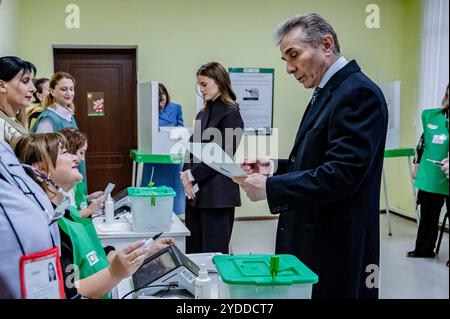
280, 27, 330, 89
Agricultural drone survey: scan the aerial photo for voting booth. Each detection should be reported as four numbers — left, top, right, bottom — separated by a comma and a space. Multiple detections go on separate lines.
134, 82, 191, 214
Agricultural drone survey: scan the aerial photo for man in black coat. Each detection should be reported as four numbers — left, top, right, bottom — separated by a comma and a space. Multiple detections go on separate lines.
236, 13, 388, 299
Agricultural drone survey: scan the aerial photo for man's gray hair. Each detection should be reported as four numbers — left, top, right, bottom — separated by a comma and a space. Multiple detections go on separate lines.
274, 13, 341, 55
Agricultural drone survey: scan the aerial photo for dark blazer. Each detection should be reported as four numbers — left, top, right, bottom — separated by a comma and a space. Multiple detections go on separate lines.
266, 60, 388, 299
183, 98, 244, 208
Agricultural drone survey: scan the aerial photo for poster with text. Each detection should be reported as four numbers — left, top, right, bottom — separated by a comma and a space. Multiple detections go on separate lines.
229, 68, 274, 135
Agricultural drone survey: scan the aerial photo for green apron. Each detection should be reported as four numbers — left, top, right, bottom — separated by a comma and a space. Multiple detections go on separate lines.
74, 181, 88, 210
32, 108, 88, 192
58, 206, 112, 299
415, 108, 449, 196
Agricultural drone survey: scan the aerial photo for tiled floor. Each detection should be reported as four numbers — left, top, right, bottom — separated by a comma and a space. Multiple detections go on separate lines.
229, 214, 449, 299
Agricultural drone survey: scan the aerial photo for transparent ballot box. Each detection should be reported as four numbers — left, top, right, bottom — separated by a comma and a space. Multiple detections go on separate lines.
213, 254, 318, 299
127, 186, 175, 232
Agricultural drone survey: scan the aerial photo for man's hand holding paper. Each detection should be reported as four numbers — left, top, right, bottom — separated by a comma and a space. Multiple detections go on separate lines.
234, 156, 270, 201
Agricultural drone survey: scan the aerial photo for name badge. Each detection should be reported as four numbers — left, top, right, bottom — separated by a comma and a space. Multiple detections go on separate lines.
86, 251, 99, 266
432, 134, 447, 145
20, 247, 65, 299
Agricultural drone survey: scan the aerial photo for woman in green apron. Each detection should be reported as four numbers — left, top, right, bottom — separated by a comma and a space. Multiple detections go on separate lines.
59, 128, 104, 217
15, 133, 176, 298
408, 84, 449, 258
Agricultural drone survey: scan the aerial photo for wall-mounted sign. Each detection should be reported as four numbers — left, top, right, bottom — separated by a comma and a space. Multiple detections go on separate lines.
87, 92, 105, 117
229, 68, 274, 135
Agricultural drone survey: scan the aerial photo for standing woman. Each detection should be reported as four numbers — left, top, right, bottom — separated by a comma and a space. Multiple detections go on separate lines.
0, 56, 36, 145
181, 62, 244, 254
27, 77, 50, 130
1, 138, 62, 299
32, 72, 88, 187
32, 72, 78, 134
408, 84, 449, 258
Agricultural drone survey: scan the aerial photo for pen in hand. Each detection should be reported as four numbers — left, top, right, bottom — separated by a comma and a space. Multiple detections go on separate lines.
144, 232, 163, 249
426, 159, 445, 166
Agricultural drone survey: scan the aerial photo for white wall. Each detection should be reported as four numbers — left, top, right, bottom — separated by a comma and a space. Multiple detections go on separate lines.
0, 0, 20, 56
417, 0, 449, 138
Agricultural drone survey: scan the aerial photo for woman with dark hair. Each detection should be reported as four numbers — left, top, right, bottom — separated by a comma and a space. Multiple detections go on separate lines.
408, 84, 449, 259
26, 77, 49, 130
180, 62, 244, 254
158, 83, 184, 127
48, 262, 57, 282
0, 56, 36, 145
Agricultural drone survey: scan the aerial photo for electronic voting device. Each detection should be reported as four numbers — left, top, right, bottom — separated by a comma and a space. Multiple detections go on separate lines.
132, 245, 200, 298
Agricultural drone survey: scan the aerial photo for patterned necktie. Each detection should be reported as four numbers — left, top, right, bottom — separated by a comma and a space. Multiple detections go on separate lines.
310, 87, 321, 106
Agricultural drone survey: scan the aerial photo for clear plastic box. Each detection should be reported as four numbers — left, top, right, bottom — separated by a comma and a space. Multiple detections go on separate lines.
213, 254, 318, 299
127, 187, 175, 232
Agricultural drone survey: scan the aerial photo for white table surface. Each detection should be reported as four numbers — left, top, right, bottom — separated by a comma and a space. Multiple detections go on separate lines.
93, 213, 190, 252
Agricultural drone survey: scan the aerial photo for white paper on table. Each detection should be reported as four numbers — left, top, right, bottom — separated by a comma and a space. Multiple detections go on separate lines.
187, 142, 246, 179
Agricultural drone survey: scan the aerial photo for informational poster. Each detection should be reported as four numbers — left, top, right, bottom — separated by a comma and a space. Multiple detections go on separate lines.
87, 92, 105, 117
229, 68, 274, 135
379, 81, 401, 150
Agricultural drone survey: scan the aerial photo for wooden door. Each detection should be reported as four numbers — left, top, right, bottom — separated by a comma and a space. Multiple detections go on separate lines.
54, 48, 137, 194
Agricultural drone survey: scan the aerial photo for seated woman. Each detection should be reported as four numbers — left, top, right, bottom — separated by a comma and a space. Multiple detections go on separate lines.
14, 133, 176, 299
59, 127, 104, 218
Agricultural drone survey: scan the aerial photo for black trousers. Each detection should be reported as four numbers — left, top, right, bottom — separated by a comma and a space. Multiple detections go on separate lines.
185, 205, 235, 254
414, 190, 449, 255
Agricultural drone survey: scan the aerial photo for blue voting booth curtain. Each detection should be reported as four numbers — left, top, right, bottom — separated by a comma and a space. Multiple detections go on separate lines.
141, 163, 185, 215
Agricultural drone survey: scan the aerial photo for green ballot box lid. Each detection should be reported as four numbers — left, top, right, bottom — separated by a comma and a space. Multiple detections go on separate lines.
127, 186, 176, 198
213, 254, 319, 286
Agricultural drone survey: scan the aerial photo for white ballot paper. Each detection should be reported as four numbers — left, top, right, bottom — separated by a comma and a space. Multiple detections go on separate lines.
187, 142, 246, 179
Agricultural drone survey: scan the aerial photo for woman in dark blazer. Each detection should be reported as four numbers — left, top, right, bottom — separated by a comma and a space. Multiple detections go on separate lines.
181, 62, 244, 254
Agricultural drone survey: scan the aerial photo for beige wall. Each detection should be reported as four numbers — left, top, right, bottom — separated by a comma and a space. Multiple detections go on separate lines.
0, 0, 20, 56
18, 0, 423, 217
